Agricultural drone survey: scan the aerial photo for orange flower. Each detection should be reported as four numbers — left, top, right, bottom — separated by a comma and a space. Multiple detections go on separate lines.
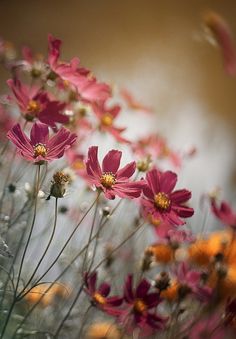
188, 231, 231, 267
208, 266, 236, 300
25, 283, 71, 307
146, 244, 174, 264
160, 281, 179, 302
85, 322, 121, 339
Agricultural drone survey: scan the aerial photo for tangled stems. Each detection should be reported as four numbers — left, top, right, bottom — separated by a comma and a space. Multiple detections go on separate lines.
11, 198, 123, 337
29, 193, 101, 287
0, 165, 41, 339
54, 220, 145, 337
17, 198, 59, 300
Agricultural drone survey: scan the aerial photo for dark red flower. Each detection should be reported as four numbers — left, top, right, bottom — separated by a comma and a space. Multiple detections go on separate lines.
84, 272, 123, 316
141, 168, 194, 226
119, 275, 167, 335
85, 146, 145, 200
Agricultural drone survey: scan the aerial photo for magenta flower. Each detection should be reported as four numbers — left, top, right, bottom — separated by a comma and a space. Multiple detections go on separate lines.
7, 78, 69, 128
92, 101, 130, 144
7, 122, 77, 164
84, 272, 123, 316
141, 168, 194, 226
85, 146, 145, 200
211, 197, 236, 230
119, 275, 167, 335
48, 34, 111, 103
173, 262, 212, 302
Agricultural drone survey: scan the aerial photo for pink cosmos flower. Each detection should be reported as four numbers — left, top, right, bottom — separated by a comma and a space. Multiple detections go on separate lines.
119, 275, 167, 335
173, 262, 212, 302
211, 197, 236, 230
7, 78, 69, 129
204, 11, 236, 76
141, 168, 194, 226
85, 146, 145, 200
84, 272, 123, 316
132, 134, 182, 168
7, 122, 77, 164
92, 101, 130, 144
48, 34, 111, 103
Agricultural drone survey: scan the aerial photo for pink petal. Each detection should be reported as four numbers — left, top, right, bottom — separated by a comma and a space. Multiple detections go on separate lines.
160, 171, 177, 193
102, 149, 122, 173
116, 161, 136, 179
30, 122, 49, 145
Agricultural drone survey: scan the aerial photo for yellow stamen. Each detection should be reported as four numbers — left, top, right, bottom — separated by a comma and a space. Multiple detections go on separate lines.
154, 192, 170, 210
101, 113, 113, 127
93, 292, 106, 305
33, 143, 47, 157
100, 172, 116, 188
133, 299, 147, 313
27, 100, 40, 113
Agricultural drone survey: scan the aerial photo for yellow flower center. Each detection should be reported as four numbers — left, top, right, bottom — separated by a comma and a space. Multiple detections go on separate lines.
33, 143, 47, 157
93, 292, 106, 305
133, 299, 147, 313
101, 113, 113, 127
27, 100, 41, 113
154, 192, 170, 210
100, 172, 116, 188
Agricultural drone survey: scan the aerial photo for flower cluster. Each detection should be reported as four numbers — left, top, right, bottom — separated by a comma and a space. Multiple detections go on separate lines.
0, 27, 235, 339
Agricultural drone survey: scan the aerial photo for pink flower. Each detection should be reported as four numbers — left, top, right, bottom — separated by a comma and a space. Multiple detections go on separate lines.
119, 275, 167, 335
7, 78, 69, 128
84, 272, 123, 316
7, 122, 77, 164
92, 101, 130, 144
204, 11, 236, 76
173, 262, 212, 302
85, 146, 145, 200
211, 198, 236, 230
132, 134, 182, 168
141, 168, 194, 226
48, 34, 111, 103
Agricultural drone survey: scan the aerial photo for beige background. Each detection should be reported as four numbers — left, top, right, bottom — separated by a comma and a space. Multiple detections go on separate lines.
0, 0, 236, 195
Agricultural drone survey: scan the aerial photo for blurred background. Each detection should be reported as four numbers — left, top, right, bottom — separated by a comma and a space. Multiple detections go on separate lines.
0, 0, 236, 209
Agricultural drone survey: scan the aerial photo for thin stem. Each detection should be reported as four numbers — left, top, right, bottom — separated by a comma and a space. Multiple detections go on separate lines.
11, 198, 123, 337
32, 193, 100, 285
15, 165, 41, 293
76, 304, 92, 338
93, 221, 145, 271
0, 165, 41, 339
17, 198, 58, 300
82, 192, 100, 272
54, 285, 84, 338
